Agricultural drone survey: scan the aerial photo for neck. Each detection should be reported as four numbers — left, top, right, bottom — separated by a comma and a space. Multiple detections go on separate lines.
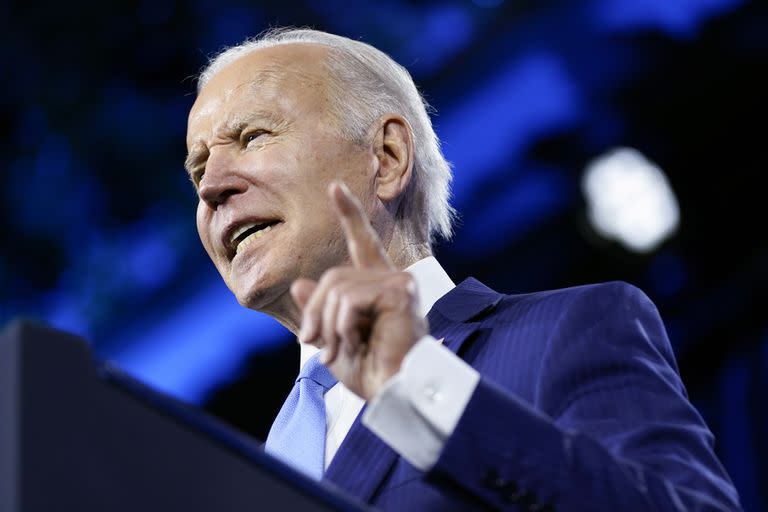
259, 221, 431, 335
385, 227, 431, 270
266, 291, 304, 335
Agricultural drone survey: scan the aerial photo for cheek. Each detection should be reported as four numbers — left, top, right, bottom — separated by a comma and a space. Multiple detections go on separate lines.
196, 204, 215, 254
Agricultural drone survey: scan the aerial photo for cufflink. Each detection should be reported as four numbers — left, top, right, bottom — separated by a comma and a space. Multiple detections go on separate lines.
423, 382, 443, 403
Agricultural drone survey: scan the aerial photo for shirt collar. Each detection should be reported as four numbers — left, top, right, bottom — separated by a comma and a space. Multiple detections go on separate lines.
403, 256, 456, 317
299, 257, 455, 369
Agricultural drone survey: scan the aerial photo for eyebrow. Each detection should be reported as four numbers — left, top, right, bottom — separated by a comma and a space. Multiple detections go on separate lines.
184, 109, 283, 176
184, 146, 207, 176
224, 109, 282, 136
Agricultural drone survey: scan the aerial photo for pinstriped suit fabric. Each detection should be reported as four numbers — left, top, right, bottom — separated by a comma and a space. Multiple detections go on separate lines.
324, 278, 740, 511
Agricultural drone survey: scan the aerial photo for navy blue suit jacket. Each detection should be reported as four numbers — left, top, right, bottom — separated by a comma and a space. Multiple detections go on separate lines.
322, 278, 741, 511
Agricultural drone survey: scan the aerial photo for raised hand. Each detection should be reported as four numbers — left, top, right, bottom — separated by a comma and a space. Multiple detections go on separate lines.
290, 181, 427, 401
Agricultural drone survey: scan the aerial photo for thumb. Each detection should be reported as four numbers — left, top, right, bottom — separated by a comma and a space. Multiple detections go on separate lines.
290, 278, 317, 310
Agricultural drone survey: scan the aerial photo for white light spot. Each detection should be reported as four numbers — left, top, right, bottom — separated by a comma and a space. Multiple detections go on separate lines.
582, 147, 680, 253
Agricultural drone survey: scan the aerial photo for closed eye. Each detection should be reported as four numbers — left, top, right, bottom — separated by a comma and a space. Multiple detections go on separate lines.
185, 148, 209, 190
191, 167, 205, 187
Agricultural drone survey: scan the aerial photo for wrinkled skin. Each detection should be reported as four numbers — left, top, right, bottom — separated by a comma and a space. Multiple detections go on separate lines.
187, 43, 428, 399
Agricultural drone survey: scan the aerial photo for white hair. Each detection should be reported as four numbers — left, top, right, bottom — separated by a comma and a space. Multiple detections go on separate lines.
197, 27, 455, 244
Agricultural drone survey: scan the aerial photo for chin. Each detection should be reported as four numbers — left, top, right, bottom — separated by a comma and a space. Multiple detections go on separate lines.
231, 269, 291, 313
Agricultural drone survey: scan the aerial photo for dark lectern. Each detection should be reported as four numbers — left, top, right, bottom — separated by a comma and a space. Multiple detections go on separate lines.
0, 320, 370, 512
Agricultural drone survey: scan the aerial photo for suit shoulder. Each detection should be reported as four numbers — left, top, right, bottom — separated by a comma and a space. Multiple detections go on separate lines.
503, 280, 653, 314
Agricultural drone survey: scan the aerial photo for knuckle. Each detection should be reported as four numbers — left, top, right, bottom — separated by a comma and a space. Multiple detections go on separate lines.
322, 266, 348, 285
392, 272, 416, 293
335, 282, 356, 304
327, 286, 341, 304
339, 294, 356, 315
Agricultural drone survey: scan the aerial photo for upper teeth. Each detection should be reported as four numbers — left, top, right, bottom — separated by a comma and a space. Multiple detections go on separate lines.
230, 223, 258, 246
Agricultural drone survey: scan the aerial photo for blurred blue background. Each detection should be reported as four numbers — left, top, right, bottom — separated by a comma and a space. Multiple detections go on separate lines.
2, 0, 766, 508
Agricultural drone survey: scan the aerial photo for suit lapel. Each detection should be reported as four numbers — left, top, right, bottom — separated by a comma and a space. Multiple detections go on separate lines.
428, 277, 503, 356
323, 277, 503, 502
323, 405, 398, 502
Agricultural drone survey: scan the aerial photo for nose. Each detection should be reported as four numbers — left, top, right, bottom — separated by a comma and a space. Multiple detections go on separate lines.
198, 149, 248, 208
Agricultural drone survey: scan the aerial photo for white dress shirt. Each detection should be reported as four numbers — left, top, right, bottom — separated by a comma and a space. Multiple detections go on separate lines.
298, 256, 480, 471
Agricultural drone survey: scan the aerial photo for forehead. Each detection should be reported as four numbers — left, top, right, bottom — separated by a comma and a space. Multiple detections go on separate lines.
187, 44, 332, 141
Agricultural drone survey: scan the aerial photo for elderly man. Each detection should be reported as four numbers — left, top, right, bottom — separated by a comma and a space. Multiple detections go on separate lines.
185, 28, 740, 511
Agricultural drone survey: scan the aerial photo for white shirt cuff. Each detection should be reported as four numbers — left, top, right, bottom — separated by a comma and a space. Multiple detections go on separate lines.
361, 336, 480, 470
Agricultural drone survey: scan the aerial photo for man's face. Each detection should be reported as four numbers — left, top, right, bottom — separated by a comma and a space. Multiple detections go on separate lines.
186, 44, 376, 318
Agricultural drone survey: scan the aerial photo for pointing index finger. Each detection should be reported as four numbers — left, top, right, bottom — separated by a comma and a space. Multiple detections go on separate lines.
330, 181, 392, 269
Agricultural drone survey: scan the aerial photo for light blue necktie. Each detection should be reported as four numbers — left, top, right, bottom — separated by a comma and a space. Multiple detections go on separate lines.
265, 352, 337, 480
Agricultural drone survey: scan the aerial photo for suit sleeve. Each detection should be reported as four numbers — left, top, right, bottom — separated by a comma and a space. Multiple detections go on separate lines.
426, 282, 741, 512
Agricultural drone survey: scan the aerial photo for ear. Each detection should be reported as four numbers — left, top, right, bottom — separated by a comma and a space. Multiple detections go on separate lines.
372, 115, 414, 204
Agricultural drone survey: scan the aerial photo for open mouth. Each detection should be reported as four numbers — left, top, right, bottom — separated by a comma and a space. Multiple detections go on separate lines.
229, 220, 280, 257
